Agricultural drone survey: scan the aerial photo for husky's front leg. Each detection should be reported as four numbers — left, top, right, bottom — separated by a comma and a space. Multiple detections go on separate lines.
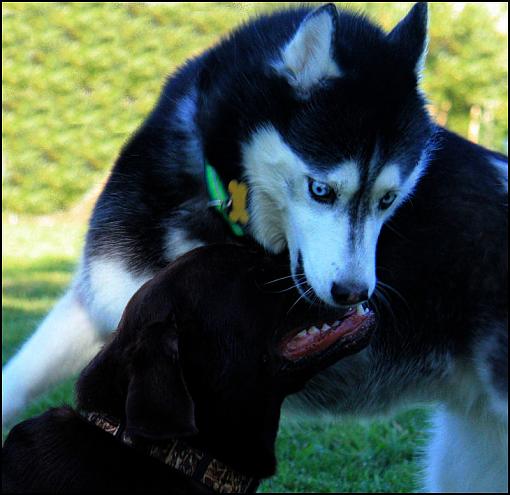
424, 407, 508, 493
2, 256, 152, 427
424, 327, 509, 493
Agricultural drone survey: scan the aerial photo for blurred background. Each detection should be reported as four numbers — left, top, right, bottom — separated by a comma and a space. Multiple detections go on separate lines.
2, 2, 508, 216
2, 3, 508, 492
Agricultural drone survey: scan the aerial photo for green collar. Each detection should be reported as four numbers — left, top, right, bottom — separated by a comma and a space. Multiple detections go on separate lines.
204, 161, 248, 237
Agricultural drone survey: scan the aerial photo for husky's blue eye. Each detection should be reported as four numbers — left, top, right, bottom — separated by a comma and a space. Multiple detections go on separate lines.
379, 191, 397, 210
308, 179, 335, 203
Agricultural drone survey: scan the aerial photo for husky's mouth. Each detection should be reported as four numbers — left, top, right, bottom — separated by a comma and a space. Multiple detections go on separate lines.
278, 303, 374, 362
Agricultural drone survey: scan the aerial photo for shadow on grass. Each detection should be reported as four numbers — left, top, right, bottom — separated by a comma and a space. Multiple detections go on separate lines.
3, 257, 77, 277
2, 306, 50, 364
3, 279, 73, 301
2, 255, 82, 440
3, 256, 77, 361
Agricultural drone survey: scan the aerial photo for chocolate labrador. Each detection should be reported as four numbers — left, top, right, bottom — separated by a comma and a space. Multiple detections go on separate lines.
2, 244, 374, 493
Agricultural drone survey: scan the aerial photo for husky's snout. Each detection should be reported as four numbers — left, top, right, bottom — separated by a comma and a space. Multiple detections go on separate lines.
294, 250, 374, 309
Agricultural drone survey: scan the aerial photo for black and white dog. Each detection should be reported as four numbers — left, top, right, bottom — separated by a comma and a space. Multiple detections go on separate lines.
3, 3, 507, 492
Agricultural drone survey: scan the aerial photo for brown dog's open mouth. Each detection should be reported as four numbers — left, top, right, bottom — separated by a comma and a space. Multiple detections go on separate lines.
278, 305, 376, 362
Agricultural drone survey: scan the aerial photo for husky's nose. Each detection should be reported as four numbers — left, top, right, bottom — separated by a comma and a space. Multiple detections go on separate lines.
331, 282, 368, 306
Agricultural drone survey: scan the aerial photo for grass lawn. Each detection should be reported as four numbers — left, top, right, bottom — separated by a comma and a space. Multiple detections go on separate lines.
4, 2, 506, 216
2, 214, 432, 492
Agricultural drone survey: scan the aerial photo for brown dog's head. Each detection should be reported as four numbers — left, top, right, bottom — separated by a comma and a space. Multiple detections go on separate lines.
77, 244, 374, 473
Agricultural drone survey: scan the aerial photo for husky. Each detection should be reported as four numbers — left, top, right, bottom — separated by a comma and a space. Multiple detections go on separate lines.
3, 3, 507, 492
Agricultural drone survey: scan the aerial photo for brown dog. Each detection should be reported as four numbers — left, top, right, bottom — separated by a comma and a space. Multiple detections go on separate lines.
2, 244, 374, 493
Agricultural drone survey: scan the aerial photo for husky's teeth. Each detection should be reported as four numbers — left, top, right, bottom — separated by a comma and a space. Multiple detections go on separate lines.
308, 326, 320, 335
356, 304, 365, 316
332, 320, 340, 327
321, 323, 331, 332
297, 329, 308, 338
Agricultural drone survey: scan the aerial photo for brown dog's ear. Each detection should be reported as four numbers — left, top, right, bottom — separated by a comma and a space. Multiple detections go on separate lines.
78, 283, 197, 439
124, 320, 198, 439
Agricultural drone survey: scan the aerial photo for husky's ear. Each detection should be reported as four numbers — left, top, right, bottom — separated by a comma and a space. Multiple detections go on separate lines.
125, 319, 197, 439
387, 3, 429, 76
276, 4, 341, 95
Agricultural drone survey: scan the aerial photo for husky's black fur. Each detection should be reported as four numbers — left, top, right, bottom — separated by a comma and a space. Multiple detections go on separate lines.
86, 5, 433, 272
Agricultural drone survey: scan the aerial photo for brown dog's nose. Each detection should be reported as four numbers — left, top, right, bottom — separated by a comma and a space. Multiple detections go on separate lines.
331, 282, 368, 306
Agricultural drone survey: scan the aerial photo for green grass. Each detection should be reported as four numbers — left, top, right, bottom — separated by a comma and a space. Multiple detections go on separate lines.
2, 215, 85, 425
2, 215, 432, 492
2, 2, 292, 214
4, 2, 507, 215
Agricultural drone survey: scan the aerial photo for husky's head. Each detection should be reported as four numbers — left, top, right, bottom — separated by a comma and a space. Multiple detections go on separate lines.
199, 3, 434, 308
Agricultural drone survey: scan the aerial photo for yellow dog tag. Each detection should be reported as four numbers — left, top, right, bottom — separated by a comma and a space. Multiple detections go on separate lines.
228, 180, 249, 225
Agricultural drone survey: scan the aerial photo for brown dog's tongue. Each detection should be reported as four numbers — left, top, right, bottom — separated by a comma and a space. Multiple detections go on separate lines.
279, 312, 373, 361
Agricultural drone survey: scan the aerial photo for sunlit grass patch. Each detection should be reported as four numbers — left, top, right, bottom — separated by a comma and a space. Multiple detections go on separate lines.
2, 2, 290, 215
4, 3, 507, 215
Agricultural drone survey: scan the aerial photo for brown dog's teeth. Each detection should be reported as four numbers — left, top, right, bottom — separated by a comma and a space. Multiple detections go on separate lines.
280, 309, 375, 361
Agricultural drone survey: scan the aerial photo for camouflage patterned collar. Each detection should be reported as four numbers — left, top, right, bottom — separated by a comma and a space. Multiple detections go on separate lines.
81, 411, 260, 493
